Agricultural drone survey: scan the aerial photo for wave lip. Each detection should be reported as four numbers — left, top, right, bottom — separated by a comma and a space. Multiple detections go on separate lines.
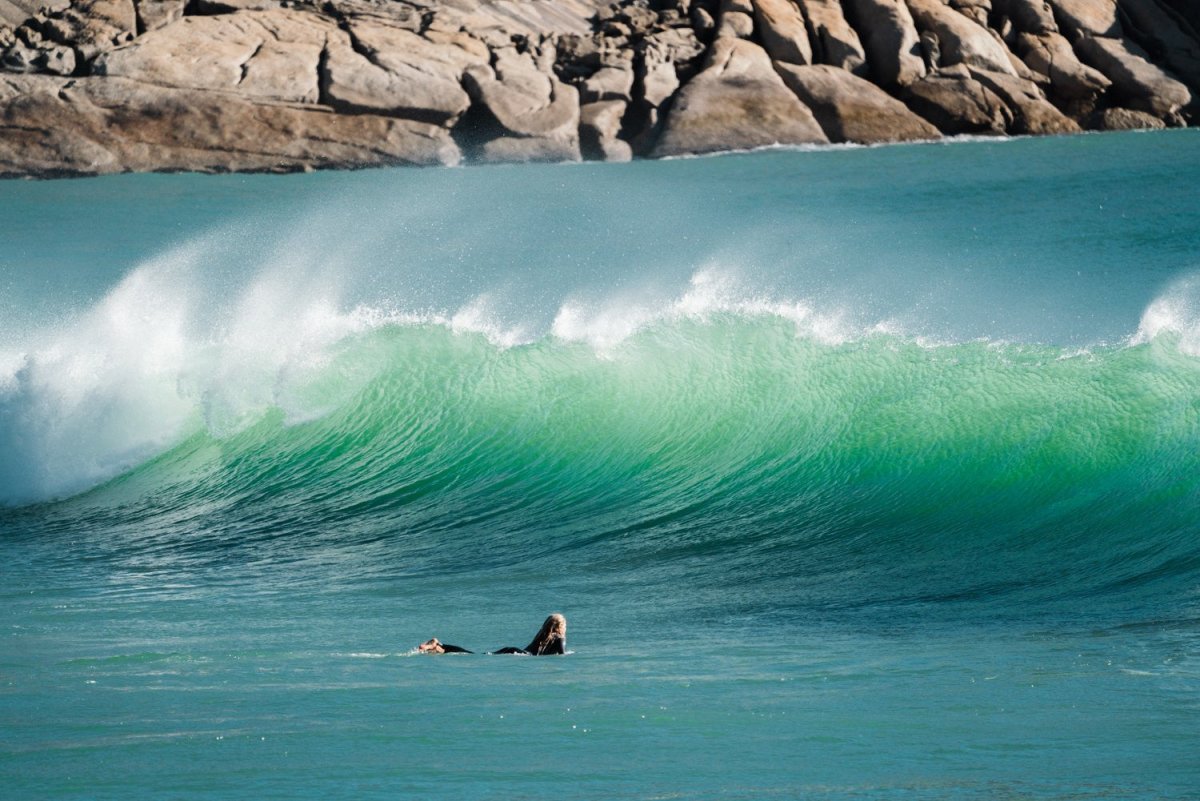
550, 268, 858, 354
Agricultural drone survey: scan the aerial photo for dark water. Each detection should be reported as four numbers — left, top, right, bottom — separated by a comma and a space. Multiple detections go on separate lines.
3, 131, 1200, 799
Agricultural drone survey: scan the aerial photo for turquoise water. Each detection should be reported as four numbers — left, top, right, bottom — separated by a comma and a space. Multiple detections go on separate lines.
3, 132, 1200, 799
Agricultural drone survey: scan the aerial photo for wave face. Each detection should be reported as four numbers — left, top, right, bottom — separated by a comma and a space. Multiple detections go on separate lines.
5, 274, 1200, 613
3, 133, 1200, 617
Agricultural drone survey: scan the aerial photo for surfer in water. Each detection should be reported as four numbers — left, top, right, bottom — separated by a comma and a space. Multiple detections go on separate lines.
417, 613, 567, 656
416, 638, 473, 654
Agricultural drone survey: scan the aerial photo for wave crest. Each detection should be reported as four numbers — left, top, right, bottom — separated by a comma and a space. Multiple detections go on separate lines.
4, 251, 1200, 511
1133, 275, 1200, 356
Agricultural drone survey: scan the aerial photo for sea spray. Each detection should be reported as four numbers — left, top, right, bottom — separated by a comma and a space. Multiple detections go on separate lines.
8, 244, 1200, 509
1133, 274, 1200, 357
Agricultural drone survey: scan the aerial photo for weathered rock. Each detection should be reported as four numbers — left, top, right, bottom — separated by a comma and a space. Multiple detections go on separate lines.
423, 26, 490, 60
919, 27, 940, 67
639, 26, 705, 107
966, 66, 1081, 133
844, 0, 926, 86
625, 5, 660, 33
1117, 0, 1200, 89
478, 135, 581, 163
717, 10, 754, 38
751, 0, 812, 65
596, 2, 658, 36
323, 20, 486, 123
1048, 0, 1120, 39
463, 44, 582, 160
41, 0, 136, 61
906, 0, 1018, 75
652, 36, 828, 156
335, 0, 424, 32
96, 11, 329, 105
1, 0, 1197, 178
1003, 39, 1048, 83
97, 10, 486, 126
1075, 34, 1192, 118
0, 73, 460, 176
656, 7, 687, 27
902, 63, 1010, 133
430, 0, 598, 38
133, 0, 183, 33
1006, 0, 1058, 35
717, 0, 755, 37
192, 0, 283, 12
0, 0, 46, 27
949, 0, 990, 27
558, 31, 616, 72
796, 0, 868, 74
1, 26, 75, 74
776, 62, 941, 141
580, 63, 635, 103
1096, 106, 1166, 129
553, 32, 602, 76
463, 46, 579, 136
580, 98, 632, 160
640, 48, 681, 112
600, 19, 633, 39
629, 26, 706, 149
1015, 31, 1109, 106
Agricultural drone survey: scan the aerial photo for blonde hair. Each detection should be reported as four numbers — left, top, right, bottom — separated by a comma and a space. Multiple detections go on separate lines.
525, 613, 567, 654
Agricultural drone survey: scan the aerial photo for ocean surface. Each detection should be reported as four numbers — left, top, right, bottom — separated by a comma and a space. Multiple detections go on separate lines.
2, 131, 1200, 800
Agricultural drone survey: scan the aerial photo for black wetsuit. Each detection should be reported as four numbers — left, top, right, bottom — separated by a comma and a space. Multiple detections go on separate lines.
491, 635, 565, 655
440, 644, 473, 654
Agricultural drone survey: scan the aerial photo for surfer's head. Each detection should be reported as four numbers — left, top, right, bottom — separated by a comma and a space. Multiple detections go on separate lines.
417, 637, 445, 654
527, 613, 567, 654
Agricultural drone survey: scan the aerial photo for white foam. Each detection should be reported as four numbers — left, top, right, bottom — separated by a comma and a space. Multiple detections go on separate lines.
0, 247, 202, 504
450, 295, 534, 349
338, 652, 390, 659
1131, 274, 1200, 356
0, 239, 397, 505
0, 251, 927, 504
551, 266, 854, 353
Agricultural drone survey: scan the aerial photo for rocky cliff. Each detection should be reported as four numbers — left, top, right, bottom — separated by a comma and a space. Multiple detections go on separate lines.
0, 0, 1195, 176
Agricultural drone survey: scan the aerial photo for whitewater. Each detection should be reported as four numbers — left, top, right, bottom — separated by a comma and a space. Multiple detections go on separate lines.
3, 130, 1200, 800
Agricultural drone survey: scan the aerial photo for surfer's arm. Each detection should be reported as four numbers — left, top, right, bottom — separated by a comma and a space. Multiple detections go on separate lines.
418, 637, 472, 654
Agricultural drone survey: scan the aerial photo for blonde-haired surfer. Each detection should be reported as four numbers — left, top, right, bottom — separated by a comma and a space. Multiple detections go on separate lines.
418, 614, 567, 655
417, 637, 472, 654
